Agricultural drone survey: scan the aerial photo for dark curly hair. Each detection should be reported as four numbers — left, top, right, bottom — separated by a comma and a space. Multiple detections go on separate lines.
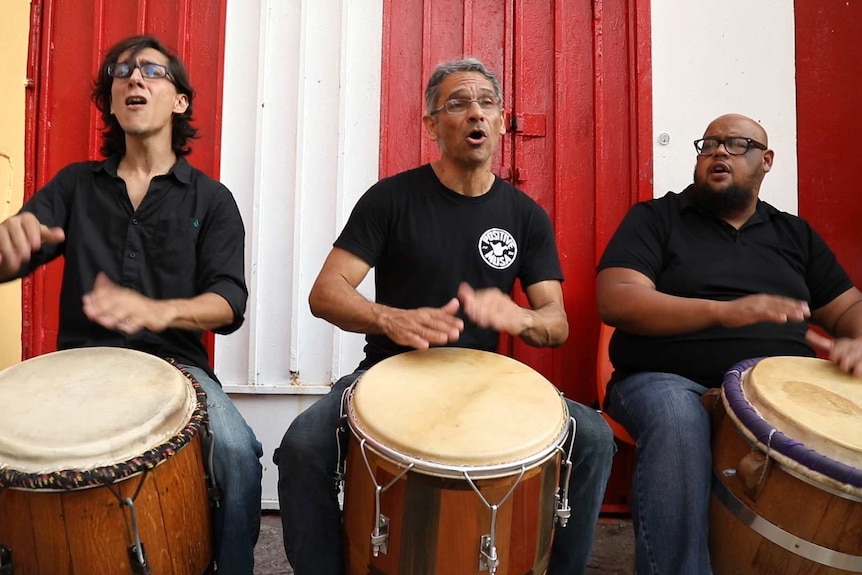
91, 35, 198, 158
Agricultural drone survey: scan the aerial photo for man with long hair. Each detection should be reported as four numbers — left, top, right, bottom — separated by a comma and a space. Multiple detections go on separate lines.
0, 35, 262, 574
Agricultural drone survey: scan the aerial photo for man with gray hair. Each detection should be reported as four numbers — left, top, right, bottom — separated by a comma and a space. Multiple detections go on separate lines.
274, 58, 613, 574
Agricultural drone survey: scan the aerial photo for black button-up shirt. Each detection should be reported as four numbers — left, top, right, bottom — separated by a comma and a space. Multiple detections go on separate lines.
16, 155, 247, 375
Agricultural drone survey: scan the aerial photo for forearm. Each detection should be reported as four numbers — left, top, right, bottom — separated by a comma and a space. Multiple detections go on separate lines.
598, 282, 722, 336
162, 292, 236, 331
832, 299, 862, 339
309, 279, 389, 335
518, 301, 568, 347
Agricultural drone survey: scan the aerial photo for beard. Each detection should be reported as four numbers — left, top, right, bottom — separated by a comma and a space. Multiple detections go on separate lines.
692, 174, 755, 218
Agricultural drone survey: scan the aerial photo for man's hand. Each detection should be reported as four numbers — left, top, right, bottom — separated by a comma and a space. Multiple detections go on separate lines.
379, 297, 464, 349
457, 282, 531, 336
717, 294, 810, 328
0, 212, 65, 279
806, 329, 862, 377
82, 272, 176, 334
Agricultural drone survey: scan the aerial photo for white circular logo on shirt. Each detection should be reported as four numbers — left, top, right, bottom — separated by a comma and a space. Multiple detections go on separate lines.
479, 228, 517, 269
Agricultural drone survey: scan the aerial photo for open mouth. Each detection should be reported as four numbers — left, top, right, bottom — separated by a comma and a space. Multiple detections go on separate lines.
466, 128, 487, 145
125, 96, 147, 107
710, 162, 730, 175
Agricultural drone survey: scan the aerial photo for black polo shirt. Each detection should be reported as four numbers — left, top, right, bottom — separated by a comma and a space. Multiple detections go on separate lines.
15, 155, 247, 375
598, 185, 852, 387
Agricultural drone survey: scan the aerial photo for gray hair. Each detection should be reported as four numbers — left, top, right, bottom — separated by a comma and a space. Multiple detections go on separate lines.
424, 58, 503, 115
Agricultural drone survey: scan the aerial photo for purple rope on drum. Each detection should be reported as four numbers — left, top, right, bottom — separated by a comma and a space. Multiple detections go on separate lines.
0, 361, 208, 491
723, 357, 862, 489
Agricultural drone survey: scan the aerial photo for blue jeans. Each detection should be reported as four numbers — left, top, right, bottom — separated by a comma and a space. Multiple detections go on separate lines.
274, 370, 614, 575
604, 372, 713, 575
183, 365, 264, 575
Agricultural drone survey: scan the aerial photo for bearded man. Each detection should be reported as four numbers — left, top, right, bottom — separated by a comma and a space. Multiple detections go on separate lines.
596, 113, 862, 574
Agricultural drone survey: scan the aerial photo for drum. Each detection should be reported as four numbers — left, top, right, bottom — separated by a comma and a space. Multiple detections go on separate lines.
341, 348, 572, 575
0, 348, 212, 575
709, 356, 862, 574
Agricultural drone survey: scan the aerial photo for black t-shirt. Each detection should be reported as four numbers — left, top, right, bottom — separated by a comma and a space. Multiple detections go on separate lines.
597, 185, 852, 387
15, 156, 248, 375
335, 164, 563, 370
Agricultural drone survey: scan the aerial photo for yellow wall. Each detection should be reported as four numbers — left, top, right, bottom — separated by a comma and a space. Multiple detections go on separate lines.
0, 0, 29, 370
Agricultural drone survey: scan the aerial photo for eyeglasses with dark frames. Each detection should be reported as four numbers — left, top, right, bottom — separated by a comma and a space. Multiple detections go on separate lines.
431, 97, 501, 115
693, 136, 767, 156
107, 62, 173, 81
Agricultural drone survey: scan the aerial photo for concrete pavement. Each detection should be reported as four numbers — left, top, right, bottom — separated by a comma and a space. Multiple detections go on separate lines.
253, 513, 635, 574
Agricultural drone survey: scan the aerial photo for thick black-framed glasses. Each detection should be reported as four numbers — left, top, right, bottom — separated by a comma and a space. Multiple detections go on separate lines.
694, 136, 767, 156
107, 62, 173, 81
431, 97, 501, 115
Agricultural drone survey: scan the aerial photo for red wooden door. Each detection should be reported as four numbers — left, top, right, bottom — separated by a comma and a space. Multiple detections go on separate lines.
23, 0, 227, 359
796, 2, 862, 285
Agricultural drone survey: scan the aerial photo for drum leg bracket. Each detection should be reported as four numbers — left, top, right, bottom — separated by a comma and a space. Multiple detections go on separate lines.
555, 416, 577, 527
465, 468, 525, 574
0, 544, 13, 575
479, 534, 499, 573
358, 438, 413, 557
200, 425, 222, 508
123, 497, 152, 575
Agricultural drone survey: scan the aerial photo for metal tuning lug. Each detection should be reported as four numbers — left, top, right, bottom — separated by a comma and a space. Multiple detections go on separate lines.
0, 544, 13, 575
127, 542, 151, 575
371, 514, 390, 556
479, 534, 499, 573
555, 491, 572, 527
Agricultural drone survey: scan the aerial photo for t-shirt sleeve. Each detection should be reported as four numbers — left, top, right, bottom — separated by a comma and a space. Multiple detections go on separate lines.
597, 200, 667, 282
805, 223, 853, 310
333, 181, 392, 266
518, 202, 564, 287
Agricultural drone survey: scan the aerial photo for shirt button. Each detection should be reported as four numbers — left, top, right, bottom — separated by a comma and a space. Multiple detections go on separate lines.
129, 252, 137, 259
132, 218, 139, 225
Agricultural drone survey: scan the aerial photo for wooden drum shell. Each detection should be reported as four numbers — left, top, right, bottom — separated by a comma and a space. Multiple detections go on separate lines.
342, 433, 561, 575
708, 358, 862, 575
0, 435, 212, 575
0, 348, 213, 575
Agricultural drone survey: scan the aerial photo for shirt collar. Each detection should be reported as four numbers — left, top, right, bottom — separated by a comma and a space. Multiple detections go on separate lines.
94, 154, 192, 185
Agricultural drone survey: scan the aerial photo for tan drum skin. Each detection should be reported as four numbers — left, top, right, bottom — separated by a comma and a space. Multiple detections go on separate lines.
709, 356, 862, 575
342, 348, 570, 575
0, 348, 212, 575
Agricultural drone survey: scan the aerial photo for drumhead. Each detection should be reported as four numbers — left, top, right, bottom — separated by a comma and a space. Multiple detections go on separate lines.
349, 348, 568, 469
745, 356, 862, 468
0, 348, 196, 475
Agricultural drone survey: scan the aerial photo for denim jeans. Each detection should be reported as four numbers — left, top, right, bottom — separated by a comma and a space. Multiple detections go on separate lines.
604, 371, 713, 575
183, 365, 264, 575
274, 370, 614, 575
